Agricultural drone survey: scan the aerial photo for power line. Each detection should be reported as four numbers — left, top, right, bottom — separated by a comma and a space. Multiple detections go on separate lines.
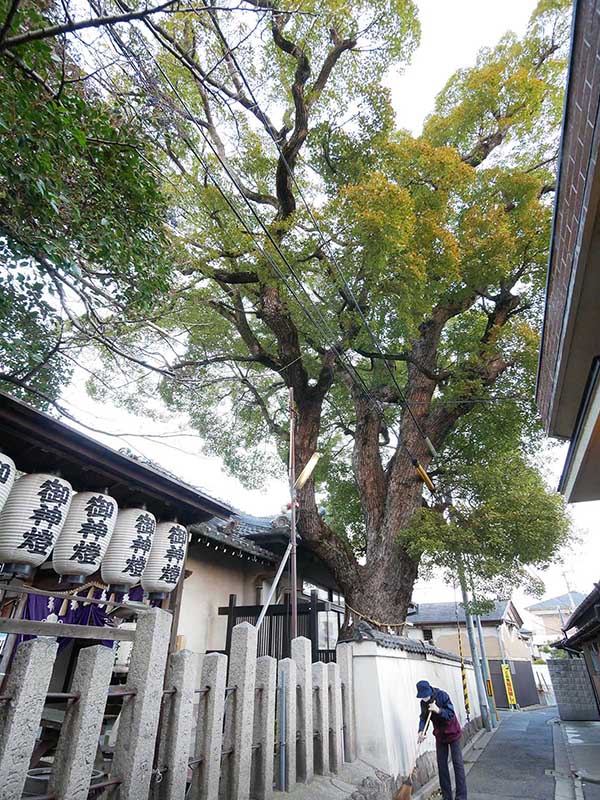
202, 6, 437, 458
101, 21, 429, 476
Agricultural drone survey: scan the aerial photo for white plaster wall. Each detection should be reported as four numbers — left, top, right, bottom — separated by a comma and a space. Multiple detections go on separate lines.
177, 549, 268, 656
351, 641, 481, 779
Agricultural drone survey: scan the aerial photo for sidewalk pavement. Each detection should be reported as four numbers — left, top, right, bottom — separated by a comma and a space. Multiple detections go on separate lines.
560, 720, 600, 800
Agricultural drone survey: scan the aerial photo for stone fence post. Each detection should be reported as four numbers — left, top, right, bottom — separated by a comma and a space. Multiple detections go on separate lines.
50, 644, 115, 800
221, 622, 257, 800
0, 637, 58, 800
154, 649, 197, 800
337, 643, 357, 763
108, 607, 172, 800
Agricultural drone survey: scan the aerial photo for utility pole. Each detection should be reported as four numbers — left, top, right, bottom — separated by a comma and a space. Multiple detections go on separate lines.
289, 387, 298, 641
562, 569, 577, 612
475, 613, 498, 724
459, 567, 492, 731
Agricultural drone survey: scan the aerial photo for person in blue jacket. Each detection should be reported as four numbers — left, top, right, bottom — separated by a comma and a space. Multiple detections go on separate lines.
416, 680, 467, 800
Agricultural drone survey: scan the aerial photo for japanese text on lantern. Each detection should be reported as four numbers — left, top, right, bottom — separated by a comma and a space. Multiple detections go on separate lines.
160, 525, 186, 584
69, 495, 116, 565
123, 512, 155, 577
18, 478, 70, 556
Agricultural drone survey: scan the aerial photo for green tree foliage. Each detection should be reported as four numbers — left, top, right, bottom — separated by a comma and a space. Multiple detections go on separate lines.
0, 0, 174, 405
400, 451, 571, 598
1, 0, 574, 618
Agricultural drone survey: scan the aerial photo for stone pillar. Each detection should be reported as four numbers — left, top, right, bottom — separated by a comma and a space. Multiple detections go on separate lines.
311, 662, 329, 775
278, 658, 297, 793
328, 662, 343, 774
0, 637, 58, 800
50, 644, 114, 800
221, 622, 257, 800
252, 655, 277, 800
336, 643, 357, 762
155, 649, 197, 800
109, 608, 172, 800
190, 652, 227, 800
292, 637, 314, 783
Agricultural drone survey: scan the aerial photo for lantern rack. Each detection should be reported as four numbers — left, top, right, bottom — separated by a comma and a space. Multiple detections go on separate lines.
0, 581, 154, 615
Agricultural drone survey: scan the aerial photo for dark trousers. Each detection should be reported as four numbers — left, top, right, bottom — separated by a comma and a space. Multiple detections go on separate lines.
436, 738, 467, 800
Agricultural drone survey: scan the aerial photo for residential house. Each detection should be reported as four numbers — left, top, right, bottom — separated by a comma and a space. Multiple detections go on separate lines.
535, 0, 600, 718
536, 0, 600, 504
554, 586, 600, 718
526, 592, 587, 647
407, 600, 539, 707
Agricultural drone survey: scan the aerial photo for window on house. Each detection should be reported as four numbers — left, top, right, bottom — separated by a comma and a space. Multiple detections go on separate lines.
423, 628, 434, 642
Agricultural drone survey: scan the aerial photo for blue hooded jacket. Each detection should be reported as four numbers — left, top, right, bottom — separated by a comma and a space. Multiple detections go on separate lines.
418, 686, 462, 743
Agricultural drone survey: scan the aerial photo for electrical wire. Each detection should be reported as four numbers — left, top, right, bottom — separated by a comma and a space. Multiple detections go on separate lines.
125, 25, 426, 470
83, 18, 431, 482
202, 6, 438, 457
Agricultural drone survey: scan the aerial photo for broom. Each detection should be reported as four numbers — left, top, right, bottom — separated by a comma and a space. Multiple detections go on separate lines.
394, 711, 432, 800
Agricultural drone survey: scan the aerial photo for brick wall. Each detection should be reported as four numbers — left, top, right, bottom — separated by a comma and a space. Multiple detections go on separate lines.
548, 657, 600, 720
537, 0, 600, 430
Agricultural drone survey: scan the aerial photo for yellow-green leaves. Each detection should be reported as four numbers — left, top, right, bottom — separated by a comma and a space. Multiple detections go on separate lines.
342, 173, 415, 253
423, 0, 570, 167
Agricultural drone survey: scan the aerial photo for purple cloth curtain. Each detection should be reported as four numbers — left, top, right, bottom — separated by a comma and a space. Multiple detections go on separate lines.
21, 588, 116, 650
16, 583, 162, 652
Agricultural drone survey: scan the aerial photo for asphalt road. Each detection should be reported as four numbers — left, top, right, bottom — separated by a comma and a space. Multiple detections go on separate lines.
464, 708, 556, 800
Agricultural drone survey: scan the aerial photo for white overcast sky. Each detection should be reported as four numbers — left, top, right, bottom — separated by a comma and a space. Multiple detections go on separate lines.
59, 0, 598, 609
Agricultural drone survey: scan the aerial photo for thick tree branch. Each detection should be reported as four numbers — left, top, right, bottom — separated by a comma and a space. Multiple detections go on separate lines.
239, 374, 286, 438
0, 0, 180, 51
354, 347, 450, 383
307, 30, 356, 109
258, 285, 308, 390
0, 49, 53, 92
0, 0, 20, 44
209, 295, 282, 373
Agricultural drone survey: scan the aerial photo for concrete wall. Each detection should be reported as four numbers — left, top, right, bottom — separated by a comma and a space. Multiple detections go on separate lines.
177, 545, 269, 655
548, 658, 600, 721
409, 624, 531, 661
351, 639, 481, 788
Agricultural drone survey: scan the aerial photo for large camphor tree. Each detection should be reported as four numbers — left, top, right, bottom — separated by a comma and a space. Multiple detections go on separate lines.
2, 0, 573, 621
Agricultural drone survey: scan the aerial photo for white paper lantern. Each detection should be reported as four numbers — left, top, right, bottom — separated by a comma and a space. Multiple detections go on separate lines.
0, 453, 16, 513
0, 473, 73, 577
141, 522, 188, 598
101, 508, 156, 591
53, 492, 119, 584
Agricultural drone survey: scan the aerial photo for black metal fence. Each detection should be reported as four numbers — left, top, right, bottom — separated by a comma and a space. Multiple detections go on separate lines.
219, 591, 344, 663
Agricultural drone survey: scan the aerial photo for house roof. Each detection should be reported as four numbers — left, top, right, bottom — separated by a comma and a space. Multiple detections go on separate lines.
564, 584, 600, 632
190, 516, 278, 565
0, 391, 232, 525
409, 600, 514, 627
527, 592, 587, 613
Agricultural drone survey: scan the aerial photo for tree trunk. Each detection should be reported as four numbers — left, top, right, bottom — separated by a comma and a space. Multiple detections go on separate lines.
342, 546, 419, 633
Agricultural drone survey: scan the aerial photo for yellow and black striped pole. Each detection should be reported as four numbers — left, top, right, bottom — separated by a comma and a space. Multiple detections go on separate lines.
455, 612, 471, 721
